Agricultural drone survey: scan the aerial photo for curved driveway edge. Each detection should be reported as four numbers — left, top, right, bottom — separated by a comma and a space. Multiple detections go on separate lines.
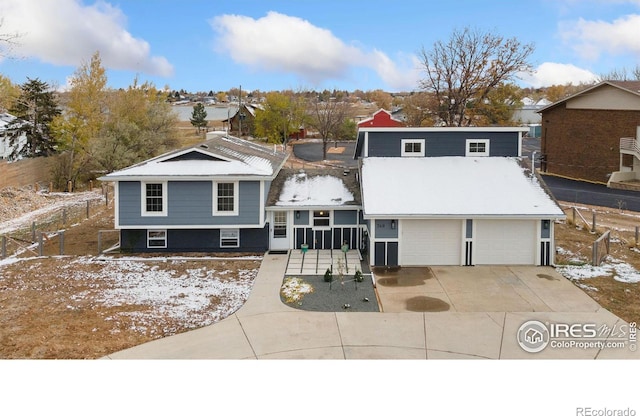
103, 254, 639, 359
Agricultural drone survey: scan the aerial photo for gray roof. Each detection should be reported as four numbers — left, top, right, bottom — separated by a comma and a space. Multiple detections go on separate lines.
100, 133, 288, 180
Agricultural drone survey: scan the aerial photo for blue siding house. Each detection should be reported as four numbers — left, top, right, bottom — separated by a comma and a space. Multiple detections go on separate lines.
355, 127, 565, 268
99, 133, 287, 252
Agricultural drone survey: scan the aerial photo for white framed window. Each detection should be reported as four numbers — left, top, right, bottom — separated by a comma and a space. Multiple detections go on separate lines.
213, 181, 238, 216
313, 210, 330, 227
466, 139, 490, 157
147, 229, 167, 248
220, 229, 240, 248
401, 139, 425, 157
141, 182, 167, 216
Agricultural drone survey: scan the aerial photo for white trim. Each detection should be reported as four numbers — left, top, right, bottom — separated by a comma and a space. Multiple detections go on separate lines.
358, 126, 530, 133
117, 224, 263, 230
465, 139, 490, 157
114, 182, 120, 228
401, 139, 425, 157
220, 228, 240, 248
312, 210, 332, 229
213, 181, 239, 216
141, 182, 168, 217
364, 131, 369, 158
147, 229, 167, 249
259, 181, 265, 225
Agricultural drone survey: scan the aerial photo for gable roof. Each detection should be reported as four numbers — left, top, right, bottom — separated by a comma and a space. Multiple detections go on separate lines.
357, 108, 404, 127
100, 133, 287, 181
538, 80, 640, 113
360, 157, 564, 218
266, 167, 361, 208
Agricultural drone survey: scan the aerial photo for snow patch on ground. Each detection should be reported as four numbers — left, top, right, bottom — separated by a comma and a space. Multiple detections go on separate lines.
61, 256, 259, 335
556, 247, 640, 283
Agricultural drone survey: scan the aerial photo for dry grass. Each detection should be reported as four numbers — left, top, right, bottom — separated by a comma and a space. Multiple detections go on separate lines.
555, 202, 640, 325
0, 202, 261, 359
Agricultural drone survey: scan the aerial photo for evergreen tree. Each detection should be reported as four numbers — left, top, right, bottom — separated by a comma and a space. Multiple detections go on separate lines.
6, 77, 61, 158
190, 102, 208, 132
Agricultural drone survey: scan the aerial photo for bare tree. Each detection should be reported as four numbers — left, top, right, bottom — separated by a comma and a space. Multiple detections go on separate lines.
419, 27, 534, 126
598, 65, 640, 81
307, 97, 352, 160
0, 18, 23, 58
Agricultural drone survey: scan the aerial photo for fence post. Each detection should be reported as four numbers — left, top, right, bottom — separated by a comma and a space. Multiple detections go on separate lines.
86, 200, 90, 219
105, 189, 109, 206
89, 180, 93, 191
572, 207, 576, 226
59, 230, 64, 256
1, 236, 6, 258
38, 232, 43, 257
98, 231, 102, 255
67, 180, 72, 193
591, 210, 596, 234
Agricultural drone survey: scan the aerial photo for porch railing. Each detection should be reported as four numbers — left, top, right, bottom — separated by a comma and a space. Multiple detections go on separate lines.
620, 137, 640, 156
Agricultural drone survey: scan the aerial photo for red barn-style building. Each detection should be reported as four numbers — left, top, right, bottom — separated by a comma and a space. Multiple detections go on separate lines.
357, 109, 404, 128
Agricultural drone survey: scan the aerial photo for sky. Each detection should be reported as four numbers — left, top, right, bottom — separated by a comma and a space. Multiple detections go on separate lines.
0, 0, 639, 93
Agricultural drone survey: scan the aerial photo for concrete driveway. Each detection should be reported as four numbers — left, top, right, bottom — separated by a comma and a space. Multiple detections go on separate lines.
374, 266, 600, 313
104, 255, 638, 359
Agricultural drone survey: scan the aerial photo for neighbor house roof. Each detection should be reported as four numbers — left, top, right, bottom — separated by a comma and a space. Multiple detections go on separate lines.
266, 167, 361, 209
360, 157, 564, 218
99, 133, 288, 181
538, 80, 640, 113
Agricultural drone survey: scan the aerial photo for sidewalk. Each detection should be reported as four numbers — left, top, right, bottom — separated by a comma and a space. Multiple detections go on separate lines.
103, 254, 639, 359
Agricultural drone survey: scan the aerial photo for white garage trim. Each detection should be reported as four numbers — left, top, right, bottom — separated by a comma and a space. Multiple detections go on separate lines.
399, 219, 463, 266
475, 219, 536, 265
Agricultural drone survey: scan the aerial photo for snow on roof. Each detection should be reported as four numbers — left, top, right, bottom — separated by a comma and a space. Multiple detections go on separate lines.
102, 158, 273, 179
274, 171, 355, 207
361, 157, 564, 217
101, 134, 286, 180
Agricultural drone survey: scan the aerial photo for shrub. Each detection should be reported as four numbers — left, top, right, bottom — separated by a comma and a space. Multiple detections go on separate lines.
324, 268, 333, 282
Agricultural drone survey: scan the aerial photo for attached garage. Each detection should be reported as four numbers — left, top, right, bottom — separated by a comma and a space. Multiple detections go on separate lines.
475, 220, 536, 265
400, 219, 462, 265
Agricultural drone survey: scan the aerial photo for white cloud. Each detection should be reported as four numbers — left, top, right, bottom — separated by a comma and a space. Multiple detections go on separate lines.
559, 14, 640, 60
519, 62, 598, 87
0, 0, 173, 76
210, 11, 419, 90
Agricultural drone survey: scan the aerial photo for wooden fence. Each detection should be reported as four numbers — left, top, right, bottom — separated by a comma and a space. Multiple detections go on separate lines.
0, 194, 109, 259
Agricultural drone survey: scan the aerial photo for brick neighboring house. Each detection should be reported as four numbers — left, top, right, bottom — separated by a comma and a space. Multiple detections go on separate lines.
538, 80, 640, 184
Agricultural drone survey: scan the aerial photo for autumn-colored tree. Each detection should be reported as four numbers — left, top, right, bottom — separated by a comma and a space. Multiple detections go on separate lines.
0, 74, 20, 112
366, 89, 393, 110
51, 51, 108, 188
92, 79, 178, 173
254, 91, 306, 146
402, 92, 437, 127
473, 83, 523, 126
419, 26, 534, 126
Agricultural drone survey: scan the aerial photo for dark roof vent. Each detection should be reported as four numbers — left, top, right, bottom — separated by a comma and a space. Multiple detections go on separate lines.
200, 144, 209, 149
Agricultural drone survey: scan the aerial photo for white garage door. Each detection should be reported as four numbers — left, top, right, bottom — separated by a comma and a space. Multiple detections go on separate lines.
475, 220, 536, 265
400, 220, 462, 266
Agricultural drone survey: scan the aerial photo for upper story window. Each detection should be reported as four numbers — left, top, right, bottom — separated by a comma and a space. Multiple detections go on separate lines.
401, 139, 425, 157
313, 210, 330, 227
214, 181, 238, 216
466, 139, 490, 157
141, 182, 167, 216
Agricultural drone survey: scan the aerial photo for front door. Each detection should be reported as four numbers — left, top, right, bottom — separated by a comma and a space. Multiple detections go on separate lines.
269, 211, 290, 251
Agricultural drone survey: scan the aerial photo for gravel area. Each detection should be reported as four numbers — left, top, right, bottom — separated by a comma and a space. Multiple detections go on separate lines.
280, 273, 379, 312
